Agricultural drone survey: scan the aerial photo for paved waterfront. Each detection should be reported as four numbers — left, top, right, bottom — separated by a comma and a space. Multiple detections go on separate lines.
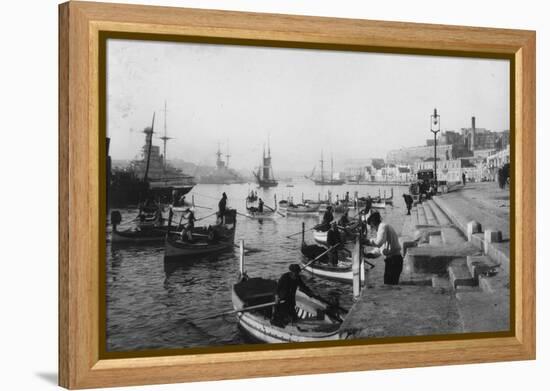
342, 182, 511, 338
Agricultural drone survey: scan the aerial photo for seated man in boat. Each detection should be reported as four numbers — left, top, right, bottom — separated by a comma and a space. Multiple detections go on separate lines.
338, 208, 350, 227
271, 264, 314, 327
364, 211, 403, 285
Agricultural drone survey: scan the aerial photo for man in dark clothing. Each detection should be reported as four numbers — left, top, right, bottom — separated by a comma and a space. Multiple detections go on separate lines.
258, 198, 264, 213
321, 205, 334, 229
182, 209, 196, 241
462, 172, 467, 186
402, 193, 413, 215
218, 192, 227, 216
272, 264, 314, 327
326, 222, 341, 266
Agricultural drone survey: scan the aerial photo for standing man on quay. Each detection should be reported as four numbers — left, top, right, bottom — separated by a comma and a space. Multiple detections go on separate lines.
462, 172, 467, 186
402, 193, 414, 215
365, 211, 403, 285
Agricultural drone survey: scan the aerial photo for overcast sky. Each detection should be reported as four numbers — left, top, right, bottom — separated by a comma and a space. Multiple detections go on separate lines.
107, 39, 509, 172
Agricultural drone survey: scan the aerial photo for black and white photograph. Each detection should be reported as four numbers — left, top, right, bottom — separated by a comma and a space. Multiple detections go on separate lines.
105, 38, 511, 352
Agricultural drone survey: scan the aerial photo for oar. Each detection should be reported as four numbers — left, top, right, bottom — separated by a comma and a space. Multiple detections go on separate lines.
194, 205, 213, 210
196, 212, 217, 221
193, 300, 285, 322
286, 226, 316, 239
301, 245, 338, 270
264, 204, 286, 217
309, 293, 349, 315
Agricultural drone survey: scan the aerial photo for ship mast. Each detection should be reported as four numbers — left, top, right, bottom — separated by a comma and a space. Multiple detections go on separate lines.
331, 153, 334, 184
320, 150, 325, 182
159, 101, 173, 176
143, 112, 155, 182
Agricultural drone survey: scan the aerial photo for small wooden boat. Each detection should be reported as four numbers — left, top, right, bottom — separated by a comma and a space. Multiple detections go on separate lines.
285, 203, 320, 215
110, 205, 169, 243
164, 210, 237, 259
245, 196, 283, 219
300, 242, 367, 284
371, 201, 387, 209
278, 200, 289, 211
232, 277, 341, 343
312, 224, 358, 246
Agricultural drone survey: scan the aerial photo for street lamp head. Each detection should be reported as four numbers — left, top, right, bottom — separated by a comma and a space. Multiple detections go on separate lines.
430, 107, 440, 134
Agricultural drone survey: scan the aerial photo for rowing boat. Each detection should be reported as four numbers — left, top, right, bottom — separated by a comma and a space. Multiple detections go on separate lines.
285, 203, 320, 215
164, 209, 237, 259
110, 205, 169, 244
231, 276, 341, 343
300, 243, 366, 283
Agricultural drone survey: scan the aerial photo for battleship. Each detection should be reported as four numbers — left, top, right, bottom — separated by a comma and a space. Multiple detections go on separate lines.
197, 145, 247, 184
109, 105, 195, 207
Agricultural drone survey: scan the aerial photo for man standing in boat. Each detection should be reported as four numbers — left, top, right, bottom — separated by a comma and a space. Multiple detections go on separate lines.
218, 192, 228, 217
321, 205, 334, 229
365, 211, 403, 285
258, 198, 264, 213
326, 222, 341, 266
272, 264, 314, 327
182, 209, 196, 241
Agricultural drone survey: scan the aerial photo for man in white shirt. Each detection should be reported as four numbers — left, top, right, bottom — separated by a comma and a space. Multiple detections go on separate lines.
365, 211, 403, 285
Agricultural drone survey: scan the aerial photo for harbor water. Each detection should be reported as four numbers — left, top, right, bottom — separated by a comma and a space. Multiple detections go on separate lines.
106, 181, 409, 352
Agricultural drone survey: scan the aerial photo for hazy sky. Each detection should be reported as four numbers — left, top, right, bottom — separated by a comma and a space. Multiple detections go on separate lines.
107, 39, 509, 172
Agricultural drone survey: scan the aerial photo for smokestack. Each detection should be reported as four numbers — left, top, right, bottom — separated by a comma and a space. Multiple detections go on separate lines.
470, 116, 476, 151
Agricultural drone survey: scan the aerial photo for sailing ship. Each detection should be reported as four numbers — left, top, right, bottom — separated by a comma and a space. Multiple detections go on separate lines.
198, 144, 246, 184
253, 141, 278, 188
306, 152, 346, 186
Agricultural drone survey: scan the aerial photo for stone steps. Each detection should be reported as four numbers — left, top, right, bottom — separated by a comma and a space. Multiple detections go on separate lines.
448, 259, 477, 289
422, 203, 438, 226
428, 234, 443, 246
417, 204, 428, 225
441, 227, 466, 245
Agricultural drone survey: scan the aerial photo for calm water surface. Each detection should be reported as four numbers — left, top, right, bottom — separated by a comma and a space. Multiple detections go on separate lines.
106, 181, 408, 352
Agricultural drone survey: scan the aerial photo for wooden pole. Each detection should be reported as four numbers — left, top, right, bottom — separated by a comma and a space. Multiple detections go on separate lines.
239, 239, 245, 276
352, 236, 361, 300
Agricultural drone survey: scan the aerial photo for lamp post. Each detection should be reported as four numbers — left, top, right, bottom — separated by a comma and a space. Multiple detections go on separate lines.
430, 108, 441, 190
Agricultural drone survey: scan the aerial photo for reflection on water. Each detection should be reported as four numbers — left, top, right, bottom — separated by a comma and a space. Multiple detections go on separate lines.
106, 182, 408, 352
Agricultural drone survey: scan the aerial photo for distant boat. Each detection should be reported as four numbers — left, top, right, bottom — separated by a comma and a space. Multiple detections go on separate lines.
253, 141, 278, 188
305, 152, 346, 186
164, 210, 237, 259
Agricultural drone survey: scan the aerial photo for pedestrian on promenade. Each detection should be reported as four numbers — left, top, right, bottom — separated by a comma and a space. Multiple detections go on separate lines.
365, 211, 403, 285
402, 193, 413, 215
462, 172, 466, 186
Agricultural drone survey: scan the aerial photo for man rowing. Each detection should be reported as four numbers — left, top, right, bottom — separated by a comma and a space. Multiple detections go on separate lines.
271, 264, 314, 327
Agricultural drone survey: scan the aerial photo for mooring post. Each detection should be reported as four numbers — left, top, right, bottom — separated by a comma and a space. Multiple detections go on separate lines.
239, 239, 245, 276
352, 236, 362, 300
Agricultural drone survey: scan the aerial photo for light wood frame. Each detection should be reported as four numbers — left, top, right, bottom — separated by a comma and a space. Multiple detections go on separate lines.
59, 1, 536, 389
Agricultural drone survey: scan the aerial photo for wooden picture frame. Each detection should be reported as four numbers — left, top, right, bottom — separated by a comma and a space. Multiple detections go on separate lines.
59, 1, 535, 389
